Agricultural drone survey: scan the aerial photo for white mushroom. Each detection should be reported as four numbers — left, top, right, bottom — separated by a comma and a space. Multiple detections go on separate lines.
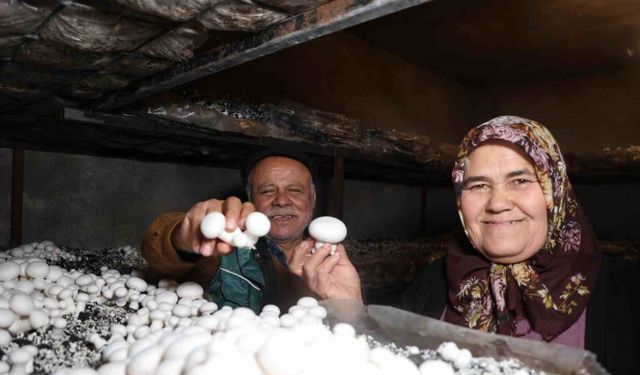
0, 309, 17, 329
0, 262, 20, 281
25, 261, 49, 279
199, 212, 226, 239
419, 360, 455, 375
126, 277, 148, 293
176, 282, 203, 300
200, 211, 270, 249
9, 294, 35, 317
308, 216, 348, 254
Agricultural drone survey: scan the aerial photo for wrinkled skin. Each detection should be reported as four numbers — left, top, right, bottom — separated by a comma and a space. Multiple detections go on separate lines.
460, 142, 548, 264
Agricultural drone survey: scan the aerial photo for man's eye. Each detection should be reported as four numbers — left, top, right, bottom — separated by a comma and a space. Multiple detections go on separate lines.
259, 189, 276, 195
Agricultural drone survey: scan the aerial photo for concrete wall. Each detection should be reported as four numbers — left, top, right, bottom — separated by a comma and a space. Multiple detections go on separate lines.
343, 180, 422, 240
470, 66, 640, 153
574, 182, 640, 241
20, 151, 242, 249
0, 149, 444, 249
0, 149, 10, 247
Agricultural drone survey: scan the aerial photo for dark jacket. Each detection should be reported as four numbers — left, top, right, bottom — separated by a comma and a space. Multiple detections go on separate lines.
402, 254, 640, 375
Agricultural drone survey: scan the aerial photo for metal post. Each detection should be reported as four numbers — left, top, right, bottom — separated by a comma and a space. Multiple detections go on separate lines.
331, 154, 344, 219
10, 149, 24, 246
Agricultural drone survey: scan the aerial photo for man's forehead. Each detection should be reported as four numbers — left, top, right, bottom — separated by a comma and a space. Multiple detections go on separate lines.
250, 156, 312, 183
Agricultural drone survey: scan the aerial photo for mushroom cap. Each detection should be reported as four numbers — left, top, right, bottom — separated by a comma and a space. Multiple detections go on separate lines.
200, 212, 226, 239
155, 291, 178, 305
126, 277, 148, 292
0, 262, 20, 282
9, 294, 35, 317
75, 274, 94, 287
25, 261, 50, 279
308, 216, 347, 243
9, 348, 32, 364
231, 233, 253, 249
176, 282, 203, 299
245, 212, 271, 237
418, 360, 455, 375
0, 309, 17, 329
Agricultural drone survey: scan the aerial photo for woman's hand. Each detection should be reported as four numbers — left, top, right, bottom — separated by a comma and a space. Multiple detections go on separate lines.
290, 240, 363, 301
171, 196, 255, 257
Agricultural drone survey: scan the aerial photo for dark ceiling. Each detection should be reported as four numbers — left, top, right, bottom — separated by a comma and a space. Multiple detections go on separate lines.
350, 0, 640, 84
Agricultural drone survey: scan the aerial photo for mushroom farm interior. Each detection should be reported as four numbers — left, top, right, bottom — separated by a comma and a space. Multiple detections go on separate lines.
0, 0, 639, 374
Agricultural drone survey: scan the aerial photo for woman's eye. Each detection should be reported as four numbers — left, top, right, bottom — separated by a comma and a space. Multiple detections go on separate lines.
512, 179, 531, 185
467, 184, 488, 191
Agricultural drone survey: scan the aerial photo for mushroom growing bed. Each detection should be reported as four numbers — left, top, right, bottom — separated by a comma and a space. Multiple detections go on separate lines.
0, 242, 558, 375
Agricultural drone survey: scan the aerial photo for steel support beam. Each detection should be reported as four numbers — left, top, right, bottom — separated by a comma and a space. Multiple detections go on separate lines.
331, 154, 345, 219
10, 149, 24, 246
96, 0, 434, 110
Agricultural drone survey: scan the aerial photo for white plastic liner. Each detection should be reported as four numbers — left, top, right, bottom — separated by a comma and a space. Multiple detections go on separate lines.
198, 0, 287, 32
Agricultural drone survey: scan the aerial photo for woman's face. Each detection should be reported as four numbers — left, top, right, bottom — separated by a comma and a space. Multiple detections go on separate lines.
460, 142, 548, 264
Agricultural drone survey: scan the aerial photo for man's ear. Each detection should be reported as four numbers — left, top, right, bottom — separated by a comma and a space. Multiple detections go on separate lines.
310, 188, 317, 209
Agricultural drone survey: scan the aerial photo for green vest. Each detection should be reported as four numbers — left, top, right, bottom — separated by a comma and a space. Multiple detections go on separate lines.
207, 239, 276, 313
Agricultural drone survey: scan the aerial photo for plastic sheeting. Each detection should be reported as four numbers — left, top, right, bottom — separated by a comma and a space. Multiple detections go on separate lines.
321, 300, 609, 375
0, 35, 24, 58
0, 0, 52, 36
0, 63, 85, 88
0, 82, 48, 101
255, 0, 329, 13
16, 40, 116, 70
109, 53, 174, 77
79, 73, 131, 92
139, 23, 209, 61
147, 100, 268, 136
198, 0, 287, 32
42, 4, 162, 52
114, 0, 222, 22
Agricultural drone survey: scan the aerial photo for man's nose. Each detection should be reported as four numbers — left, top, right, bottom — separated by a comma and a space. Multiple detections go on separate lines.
272, 191, 291, 206
486, 185, 513, 213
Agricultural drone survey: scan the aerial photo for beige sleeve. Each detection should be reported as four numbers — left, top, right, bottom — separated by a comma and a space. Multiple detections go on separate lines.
140, 212, 220, 288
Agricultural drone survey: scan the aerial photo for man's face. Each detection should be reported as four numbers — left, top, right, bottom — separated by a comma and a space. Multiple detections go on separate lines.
249, 156, 316, 244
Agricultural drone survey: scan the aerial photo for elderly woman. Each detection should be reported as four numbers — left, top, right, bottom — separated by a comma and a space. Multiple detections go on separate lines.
402, 116, 639, 374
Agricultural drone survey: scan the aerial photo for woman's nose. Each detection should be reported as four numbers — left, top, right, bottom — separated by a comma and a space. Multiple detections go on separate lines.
486, 186, 513, 213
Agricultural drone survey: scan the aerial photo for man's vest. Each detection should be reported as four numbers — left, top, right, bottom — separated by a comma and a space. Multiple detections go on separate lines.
207, 238, 277, 313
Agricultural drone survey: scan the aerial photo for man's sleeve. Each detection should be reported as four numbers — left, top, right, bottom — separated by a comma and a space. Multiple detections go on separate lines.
140, 212, 220, 287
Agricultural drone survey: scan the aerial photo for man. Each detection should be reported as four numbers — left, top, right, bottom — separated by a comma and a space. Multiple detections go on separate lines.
141, 149, 362, 312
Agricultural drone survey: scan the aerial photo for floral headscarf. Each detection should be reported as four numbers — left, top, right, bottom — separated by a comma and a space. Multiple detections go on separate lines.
444, 116, 601, 341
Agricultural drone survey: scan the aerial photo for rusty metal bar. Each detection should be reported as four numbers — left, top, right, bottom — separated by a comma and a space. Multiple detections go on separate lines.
10, 149, 24, 246
96, 0, 435, 110
420, 185, 427, 233
331, 154, 344, 219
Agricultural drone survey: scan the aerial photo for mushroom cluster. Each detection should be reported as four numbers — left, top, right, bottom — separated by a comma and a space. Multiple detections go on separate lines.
0, 242, 538, 375
200, 211, 271, 249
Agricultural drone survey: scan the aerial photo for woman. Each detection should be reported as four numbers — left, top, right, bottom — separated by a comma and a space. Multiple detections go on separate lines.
403, 116, 639, 374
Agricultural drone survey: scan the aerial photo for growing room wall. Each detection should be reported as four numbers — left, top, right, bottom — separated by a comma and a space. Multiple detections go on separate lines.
470, 66, 640, 154
0, 149, 443, 249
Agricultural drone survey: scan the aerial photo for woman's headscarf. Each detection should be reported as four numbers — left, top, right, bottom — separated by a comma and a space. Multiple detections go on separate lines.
444, 116, 601, 341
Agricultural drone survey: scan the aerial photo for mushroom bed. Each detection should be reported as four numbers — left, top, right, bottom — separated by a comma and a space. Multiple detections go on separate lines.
0, 242, 542, 375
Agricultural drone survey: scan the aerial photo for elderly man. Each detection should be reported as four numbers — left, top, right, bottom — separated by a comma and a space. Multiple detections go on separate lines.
141, 149, 362, 311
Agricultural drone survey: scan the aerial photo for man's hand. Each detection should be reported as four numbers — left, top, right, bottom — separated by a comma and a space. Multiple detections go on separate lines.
289, 240, 363, 301
171, 197, 255, 257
